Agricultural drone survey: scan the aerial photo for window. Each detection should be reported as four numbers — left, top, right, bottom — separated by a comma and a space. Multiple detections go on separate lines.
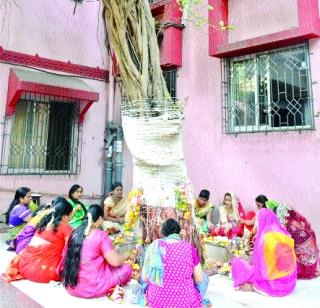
222, 44, 314, 133
163, 69, 177, 100
0, 92, 81, 175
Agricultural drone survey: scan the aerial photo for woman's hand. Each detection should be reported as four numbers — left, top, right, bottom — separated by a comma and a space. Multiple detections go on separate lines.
207, 223, 214, 230
224, 223, 232, 232
104, 249, 130, 267
75, 204, 82, 211
193, 264, 204, 284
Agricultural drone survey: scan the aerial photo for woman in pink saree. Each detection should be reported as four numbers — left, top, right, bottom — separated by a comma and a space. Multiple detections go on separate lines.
256, 195, 319, 279
232, 208, 297, 297
62, 204, 131, 298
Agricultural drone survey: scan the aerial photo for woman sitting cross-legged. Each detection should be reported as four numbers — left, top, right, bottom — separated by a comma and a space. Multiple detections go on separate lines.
6, 187, 37, 245
13, 203, 52, 254
194, 189, 214, 233
231, 208, 297, 297
3, 198, 73, 283
256, 195, 319, 279
142, 218, 211, 308
211, 192, 247, 239
61, 204, 132, 298
103, 182, 127, 224
67, 184, 88, 229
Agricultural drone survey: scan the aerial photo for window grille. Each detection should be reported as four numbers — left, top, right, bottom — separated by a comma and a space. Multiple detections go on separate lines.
163, 69, 177, 100
118, 69, 177, 102
148, 0, 167, 4
222, 43, 314, 133
0, 92, 82, 175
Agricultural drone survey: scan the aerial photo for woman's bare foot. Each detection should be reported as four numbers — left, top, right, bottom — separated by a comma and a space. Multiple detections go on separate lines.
239, 283, 253, 291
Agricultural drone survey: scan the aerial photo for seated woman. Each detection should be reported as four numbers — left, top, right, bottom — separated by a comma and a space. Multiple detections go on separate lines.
232, 208, 297, 296
67, 184, 87, 228
256, 195, 319, 279
13, 204, 51, 254
194, 189, 214, 233
3, 198, 73, 283
142, 219, 210, 308
103, 182, 127, 225
62, 204, 132, 298
6, 187, 36, 242
212, 192, 246, 239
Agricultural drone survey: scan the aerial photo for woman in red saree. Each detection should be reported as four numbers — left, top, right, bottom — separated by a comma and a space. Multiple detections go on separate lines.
256, 195, 319, 279
3, 197, 73, 283
211, 193, 254, 239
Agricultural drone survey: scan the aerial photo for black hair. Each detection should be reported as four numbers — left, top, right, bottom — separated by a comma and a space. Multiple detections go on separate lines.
68, 184, 87, 216
5, 187, 31, 224
62, 204, 103, 288
37, 197, 73, 233
161, 218, 181, 237
111, 182, 123, 191
199, 189, 210, 200
255, 195, 268, 208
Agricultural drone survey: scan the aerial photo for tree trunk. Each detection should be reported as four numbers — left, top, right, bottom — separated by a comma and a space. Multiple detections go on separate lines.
101, 0, 188, 206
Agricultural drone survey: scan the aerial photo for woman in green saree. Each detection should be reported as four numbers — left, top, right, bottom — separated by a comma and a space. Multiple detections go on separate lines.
67, 184, 87, 228
194, 189, 214, 233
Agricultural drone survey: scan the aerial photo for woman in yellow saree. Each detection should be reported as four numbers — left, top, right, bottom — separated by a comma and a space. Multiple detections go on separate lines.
103, 183, 127, 229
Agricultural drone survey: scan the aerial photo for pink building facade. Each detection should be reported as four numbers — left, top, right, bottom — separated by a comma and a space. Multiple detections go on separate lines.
0, 0, 110, 206
180, 0, 320, 236
0, 1, 319, 236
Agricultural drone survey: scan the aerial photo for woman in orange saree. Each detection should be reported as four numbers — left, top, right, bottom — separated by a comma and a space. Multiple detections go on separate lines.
3, 197, 73, 283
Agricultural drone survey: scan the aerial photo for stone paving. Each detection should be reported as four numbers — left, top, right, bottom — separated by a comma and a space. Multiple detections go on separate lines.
0, 219, 319, 308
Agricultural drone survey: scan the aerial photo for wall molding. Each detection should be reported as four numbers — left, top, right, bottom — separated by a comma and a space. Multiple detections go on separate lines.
0, 46, 109, 81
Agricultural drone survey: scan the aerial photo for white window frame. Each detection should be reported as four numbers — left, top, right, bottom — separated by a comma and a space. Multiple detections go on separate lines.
224, 43, 314, 134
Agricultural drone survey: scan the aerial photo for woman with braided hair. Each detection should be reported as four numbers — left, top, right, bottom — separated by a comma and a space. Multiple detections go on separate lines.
3, 197, 73, 283
62, 204, 132, 298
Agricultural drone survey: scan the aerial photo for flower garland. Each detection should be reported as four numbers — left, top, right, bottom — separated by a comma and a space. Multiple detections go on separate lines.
123, 188, 144, 232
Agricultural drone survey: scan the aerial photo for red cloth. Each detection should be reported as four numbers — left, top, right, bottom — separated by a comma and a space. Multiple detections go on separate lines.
285, 209, 319, 279
4, 222, 72, 283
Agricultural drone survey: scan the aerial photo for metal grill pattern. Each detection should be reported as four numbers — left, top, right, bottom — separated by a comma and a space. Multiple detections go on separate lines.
163, 69, 177, 100
118, 69, 178, 102
0, 92, 82, 175
148, 0, 168, 4
222, 44, 314, 133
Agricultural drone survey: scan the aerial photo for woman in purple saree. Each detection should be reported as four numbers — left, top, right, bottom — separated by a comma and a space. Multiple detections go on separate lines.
232, 208, 297, 297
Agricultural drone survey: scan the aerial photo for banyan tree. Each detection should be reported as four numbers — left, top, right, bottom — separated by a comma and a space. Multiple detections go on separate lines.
101, 0, 188, 208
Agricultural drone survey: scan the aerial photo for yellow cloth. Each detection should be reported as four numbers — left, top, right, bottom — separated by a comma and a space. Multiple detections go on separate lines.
264, 231, 296, 280
195, 201, 214, 218
104, 196, 127, 218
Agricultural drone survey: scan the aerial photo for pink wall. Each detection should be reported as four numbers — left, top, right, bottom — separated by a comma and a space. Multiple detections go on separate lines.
0, 0, 109, 209
178, 9, 320, 237
0, 0, 107, 67
228, 0, 299, 43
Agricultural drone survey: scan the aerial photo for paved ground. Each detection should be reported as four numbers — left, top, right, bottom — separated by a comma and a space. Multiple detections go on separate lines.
0, 227, 319, 308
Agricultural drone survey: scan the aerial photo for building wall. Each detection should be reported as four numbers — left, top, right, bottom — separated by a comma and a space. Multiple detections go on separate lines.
0, 0, 107, 67
0, 0, 109, 209
178, 3, 320, 237
228, 0, 299, 43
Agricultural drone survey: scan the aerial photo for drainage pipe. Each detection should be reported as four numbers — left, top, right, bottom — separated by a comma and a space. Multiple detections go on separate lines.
113, 127, 123, 184
104, 132, 116, 196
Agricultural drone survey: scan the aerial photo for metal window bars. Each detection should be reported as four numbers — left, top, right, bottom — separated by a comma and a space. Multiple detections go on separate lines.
222, 43, 315, 134
118, 68, 178, 103
0, 92, 82, 175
